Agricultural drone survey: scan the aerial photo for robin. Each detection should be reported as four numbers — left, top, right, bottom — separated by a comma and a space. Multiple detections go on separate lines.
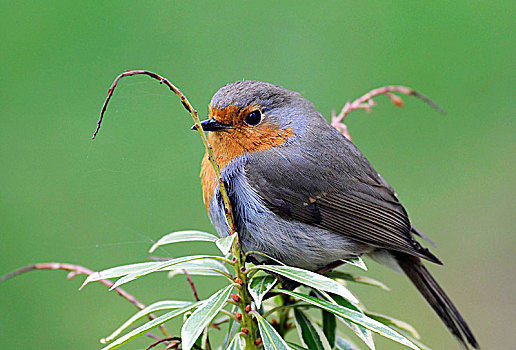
193, 80, 478, 349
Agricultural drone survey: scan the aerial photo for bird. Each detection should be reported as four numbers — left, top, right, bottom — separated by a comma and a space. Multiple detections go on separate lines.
193, 80, 478, 349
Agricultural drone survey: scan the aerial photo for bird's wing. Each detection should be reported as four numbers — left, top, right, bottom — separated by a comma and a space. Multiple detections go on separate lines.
244, 131, 439, 263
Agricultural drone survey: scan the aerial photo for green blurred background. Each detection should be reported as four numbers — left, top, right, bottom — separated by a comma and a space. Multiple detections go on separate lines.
1, 1, 514, 349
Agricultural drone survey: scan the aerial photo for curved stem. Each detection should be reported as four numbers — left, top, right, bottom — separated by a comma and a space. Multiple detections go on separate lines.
218, 309, 240, 321
92, 70, 236, 234
1, 263, 172, 338
331, 85, 443, 141
209, 269, 236, 281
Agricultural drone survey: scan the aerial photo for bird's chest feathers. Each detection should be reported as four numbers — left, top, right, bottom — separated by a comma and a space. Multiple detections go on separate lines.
200, 127, 293, 211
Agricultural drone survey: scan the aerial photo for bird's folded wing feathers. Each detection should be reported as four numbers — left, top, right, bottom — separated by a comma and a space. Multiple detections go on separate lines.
244, 139, 440, 263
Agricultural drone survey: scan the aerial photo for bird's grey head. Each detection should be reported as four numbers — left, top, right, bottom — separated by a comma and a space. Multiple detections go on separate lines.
208, 80, 319, 133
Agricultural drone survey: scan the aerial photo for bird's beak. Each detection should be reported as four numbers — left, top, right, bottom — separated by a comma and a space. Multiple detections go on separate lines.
191, 118, 230, 131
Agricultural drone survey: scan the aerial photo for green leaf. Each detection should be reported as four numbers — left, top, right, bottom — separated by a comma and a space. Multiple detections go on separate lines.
81, 262, 154, 289
109, 255, 225, 290
342, 257, 367, 271
166, 259, 230, 277
255, 265, 358, 304
149, 230, 218, 253
216, 234, 236, 256
201, 327, 210, 350
254, 313, 290, 350
365, 312, 420, 339
226, 333, 246, 350
325, 271, 390, 291
294, 309, 331, 350
80, 258, 228, 290
335, 336, 360, 350
100, 303, 199, 350
249, 274, 277, 308
181, 284, 233, 350
287, 343, 308, 350
319, 292, 360, 312
323, 293, 374, 350
101, 300, 193, 343
274, 290, 419, 350
404, 335, 432, 350
322, 310, 336, 348
344, 322, 375, 350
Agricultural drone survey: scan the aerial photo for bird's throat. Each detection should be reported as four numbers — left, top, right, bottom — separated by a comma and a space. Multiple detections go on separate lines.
199, 127, 294, 212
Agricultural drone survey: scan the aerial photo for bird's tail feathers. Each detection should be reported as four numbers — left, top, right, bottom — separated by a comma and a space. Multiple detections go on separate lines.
395, 253, 479, 349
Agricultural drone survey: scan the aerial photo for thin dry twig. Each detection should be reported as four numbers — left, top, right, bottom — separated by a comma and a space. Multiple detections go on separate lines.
331, 85, 443, 141
209, 317, 230, 330
92, 70, 236, 234
183, 269, 200, 302
139, 330, 163, 342
0, 263, 171, 339
146, 337, 181, 350
145, 337, 203, 350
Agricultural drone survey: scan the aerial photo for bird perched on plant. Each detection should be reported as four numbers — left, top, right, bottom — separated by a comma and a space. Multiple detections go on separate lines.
194, 80, 478, 349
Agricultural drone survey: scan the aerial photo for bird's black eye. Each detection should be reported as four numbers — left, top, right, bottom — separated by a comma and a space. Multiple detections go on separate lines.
244, 110, 262, 126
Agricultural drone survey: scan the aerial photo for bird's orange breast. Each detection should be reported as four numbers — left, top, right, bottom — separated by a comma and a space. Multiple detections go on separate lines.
200, 105, 294, 212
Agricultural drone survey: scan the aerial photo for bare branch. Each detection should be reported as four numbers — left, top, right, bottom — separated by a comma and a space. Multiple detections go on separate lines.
145, 337, 203, 350
1, 263, 171, 338
331, 85, 444, 141
92, 70, 236, 234
146, 337, 181, 350
183, 269, 200, 302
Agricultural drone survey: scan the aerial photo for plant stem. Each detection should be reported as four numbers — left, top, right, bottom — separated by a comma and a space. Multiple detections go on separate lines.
232, 251, 259, 349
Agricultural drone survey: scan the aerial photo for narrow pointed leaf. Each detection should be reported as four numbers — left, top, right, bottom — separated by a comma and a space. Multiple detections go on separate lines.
320, 292, 361, 312
216, 234, 236, 256
323, 293, 375, 350
249, 274, 277, 308
101, 303, 199, 350
341, 257, 367, 271
322, 310, 336, 348
365, 312, 420, 339
110, 255, 225, 290
166, 258, 230, 277
256, 265, 358, 304
149, 230, 218, 253
404, 335, 432, 350
294, 309, 331, 350
81, 262, 155, 289
81, 258, 228, 290
326, 271, 390, 291
274, 290, 419, 350
287, 343, 308, 350
344, 322, 375, 350
201, 327, 210, 349
254, 313, 290, 350
226, 333, 245, 350
167, 267, 224, 278
335, 336, 360, 350
181, 285, 233, 350
101, 300, 193, 343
